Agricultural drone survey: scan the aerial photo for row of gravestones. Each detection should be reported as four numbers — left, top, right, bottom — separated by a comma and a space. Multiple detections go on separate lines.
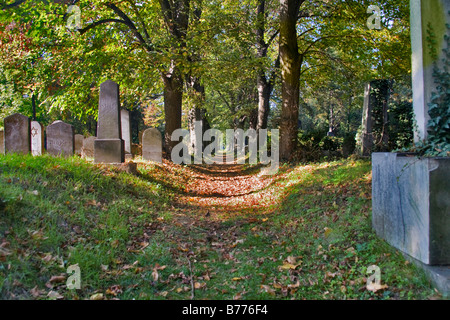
0, 80, 162, 163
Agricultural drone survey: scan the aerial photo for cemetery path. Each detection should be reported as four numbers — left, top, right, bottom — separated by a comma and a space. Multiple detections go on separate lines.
175, 160, 279, 219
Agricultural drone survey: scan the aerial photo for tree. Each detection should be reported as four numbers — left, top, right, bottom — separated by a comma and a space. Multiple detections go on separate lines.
255, 0, 279, 130
279, 0, 301, 160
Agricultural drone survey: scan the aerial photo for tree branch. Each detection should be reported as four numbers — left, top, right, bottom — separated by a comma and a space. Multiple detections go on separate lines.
78, 18, 127, 35
1, 0, 26, 10
105, 2, 148, 49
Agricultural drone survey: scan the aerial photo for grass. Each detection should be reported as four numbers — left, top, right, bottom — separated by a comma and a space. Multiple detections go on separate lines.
0, 153, 440, 300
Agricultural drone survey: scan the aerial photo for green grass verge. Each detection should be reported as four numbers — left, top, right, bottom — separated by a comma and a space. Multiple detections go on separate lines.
0, 154, 440, 300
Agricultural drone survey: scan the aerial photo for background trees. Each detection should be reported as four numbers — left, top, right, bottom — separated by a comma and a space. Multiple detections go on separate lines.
0, 0, 413, 160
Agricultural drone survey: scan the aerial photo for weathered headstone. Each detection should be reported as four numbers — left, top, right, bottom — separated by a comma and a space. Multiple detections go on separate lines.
121, 109, 133, 160
81, 136, 96, 159
31, 121, 44, 156
372, 0, 450, 295
360, 80, 392, 155
372, 153, 450, 265
4, 113, 31, 154
74, 134, 84, 156
94, 80, 125, 163
142, 128, 162, 163
46, 120, 74, 157
0, 130, 4, 155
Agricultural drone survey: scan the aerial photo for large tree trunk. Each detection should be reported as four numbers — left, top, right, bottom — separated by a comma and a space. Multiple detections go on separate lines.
163, 69, 183, 155
255, 0, 278, 131
159, 0, 190, 156
279, 0, 302, 160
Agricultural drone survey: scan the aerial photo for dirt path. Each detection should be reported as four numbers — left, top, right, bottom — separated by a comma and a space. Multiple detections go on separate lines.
175, 156, 279, 219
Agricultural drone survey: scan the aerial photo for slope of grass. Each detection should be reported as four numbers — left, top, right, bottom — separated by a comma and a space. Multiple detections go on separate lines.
0, 154, 439, 300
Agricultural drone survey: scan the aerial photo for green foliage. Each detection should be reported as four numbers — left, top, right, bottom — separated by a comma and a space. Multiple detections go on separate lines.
425, 18, 450, 157
389, 100, 414, 150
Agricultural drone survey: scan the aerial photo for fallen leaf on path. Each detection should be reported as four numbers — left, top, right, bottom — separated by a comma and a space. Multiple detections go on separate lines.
366, 282, 388, 293
260, 285, 276, 296
49, 275, 66, 284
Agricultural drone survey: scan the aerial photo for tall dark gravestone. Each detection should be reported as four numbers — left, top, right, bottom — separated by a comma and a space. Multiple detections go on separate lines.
94, 80, 125, 164
4, 113, 31, 154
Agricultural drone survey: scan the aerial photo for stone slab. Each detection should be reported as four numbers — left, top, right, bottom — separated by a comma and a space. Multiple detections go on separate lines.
46, 120, 74, 157
97, 80, 121, 140
74, 134, 84, 156
142, 128, 162, 163
94, 139, 124, 164
4, 113, 31, 154
121, 109, 131, 154
372, 152, 450, 265
81, 136, 96, 159
31, 121, 44, 156
403, 253, 450, 297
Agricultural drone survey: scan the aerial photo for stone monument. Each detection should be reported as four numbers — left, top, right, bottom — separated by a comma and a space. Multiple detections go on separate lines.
94, 80, 125, 163
4, 113, 31, 154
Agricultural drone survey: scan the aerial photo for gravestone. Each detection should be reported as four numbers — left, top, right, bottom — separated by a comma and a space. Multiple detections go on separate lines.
372, 0, 450, 296
31, 121, 44, 156
142, 128, 162, 163
46, 120, 74, 157
0, 130, 4, 155
121, 109, 132, 160
4, 113, 31, 154
74, 134, 84, 156
360, 80, 391, 156
94, 80, 124, 163
81, 136, 96, 159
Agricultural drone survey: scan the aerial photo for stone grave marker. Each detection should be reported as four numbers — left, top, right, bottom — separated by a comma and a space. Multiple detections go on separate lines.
121, 109, 133, 160
74, 134, 84, 156
46, 120, 74, 156
4, 113, 31, 154
94, 80, 124, 163
121, 109, 132, 154
372, 0, 450, 296
31, 121, 44, 156
142, 128, 162, 163
81, 136, 96, 159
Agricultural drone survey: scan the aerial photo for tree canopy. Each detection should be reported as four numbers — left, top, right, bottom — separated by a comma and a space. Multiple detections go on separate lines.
0, 0, 412, 157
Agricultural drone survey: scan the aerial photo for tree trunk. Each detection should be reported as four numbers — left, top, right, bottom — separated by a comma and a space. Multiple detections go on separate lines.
163, 70, 183, 155
257, 74, 272, 130
255, 0, 277, 131
361, 82, 373, 156
279, 0, 302, 160
187, 75, 210, 155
